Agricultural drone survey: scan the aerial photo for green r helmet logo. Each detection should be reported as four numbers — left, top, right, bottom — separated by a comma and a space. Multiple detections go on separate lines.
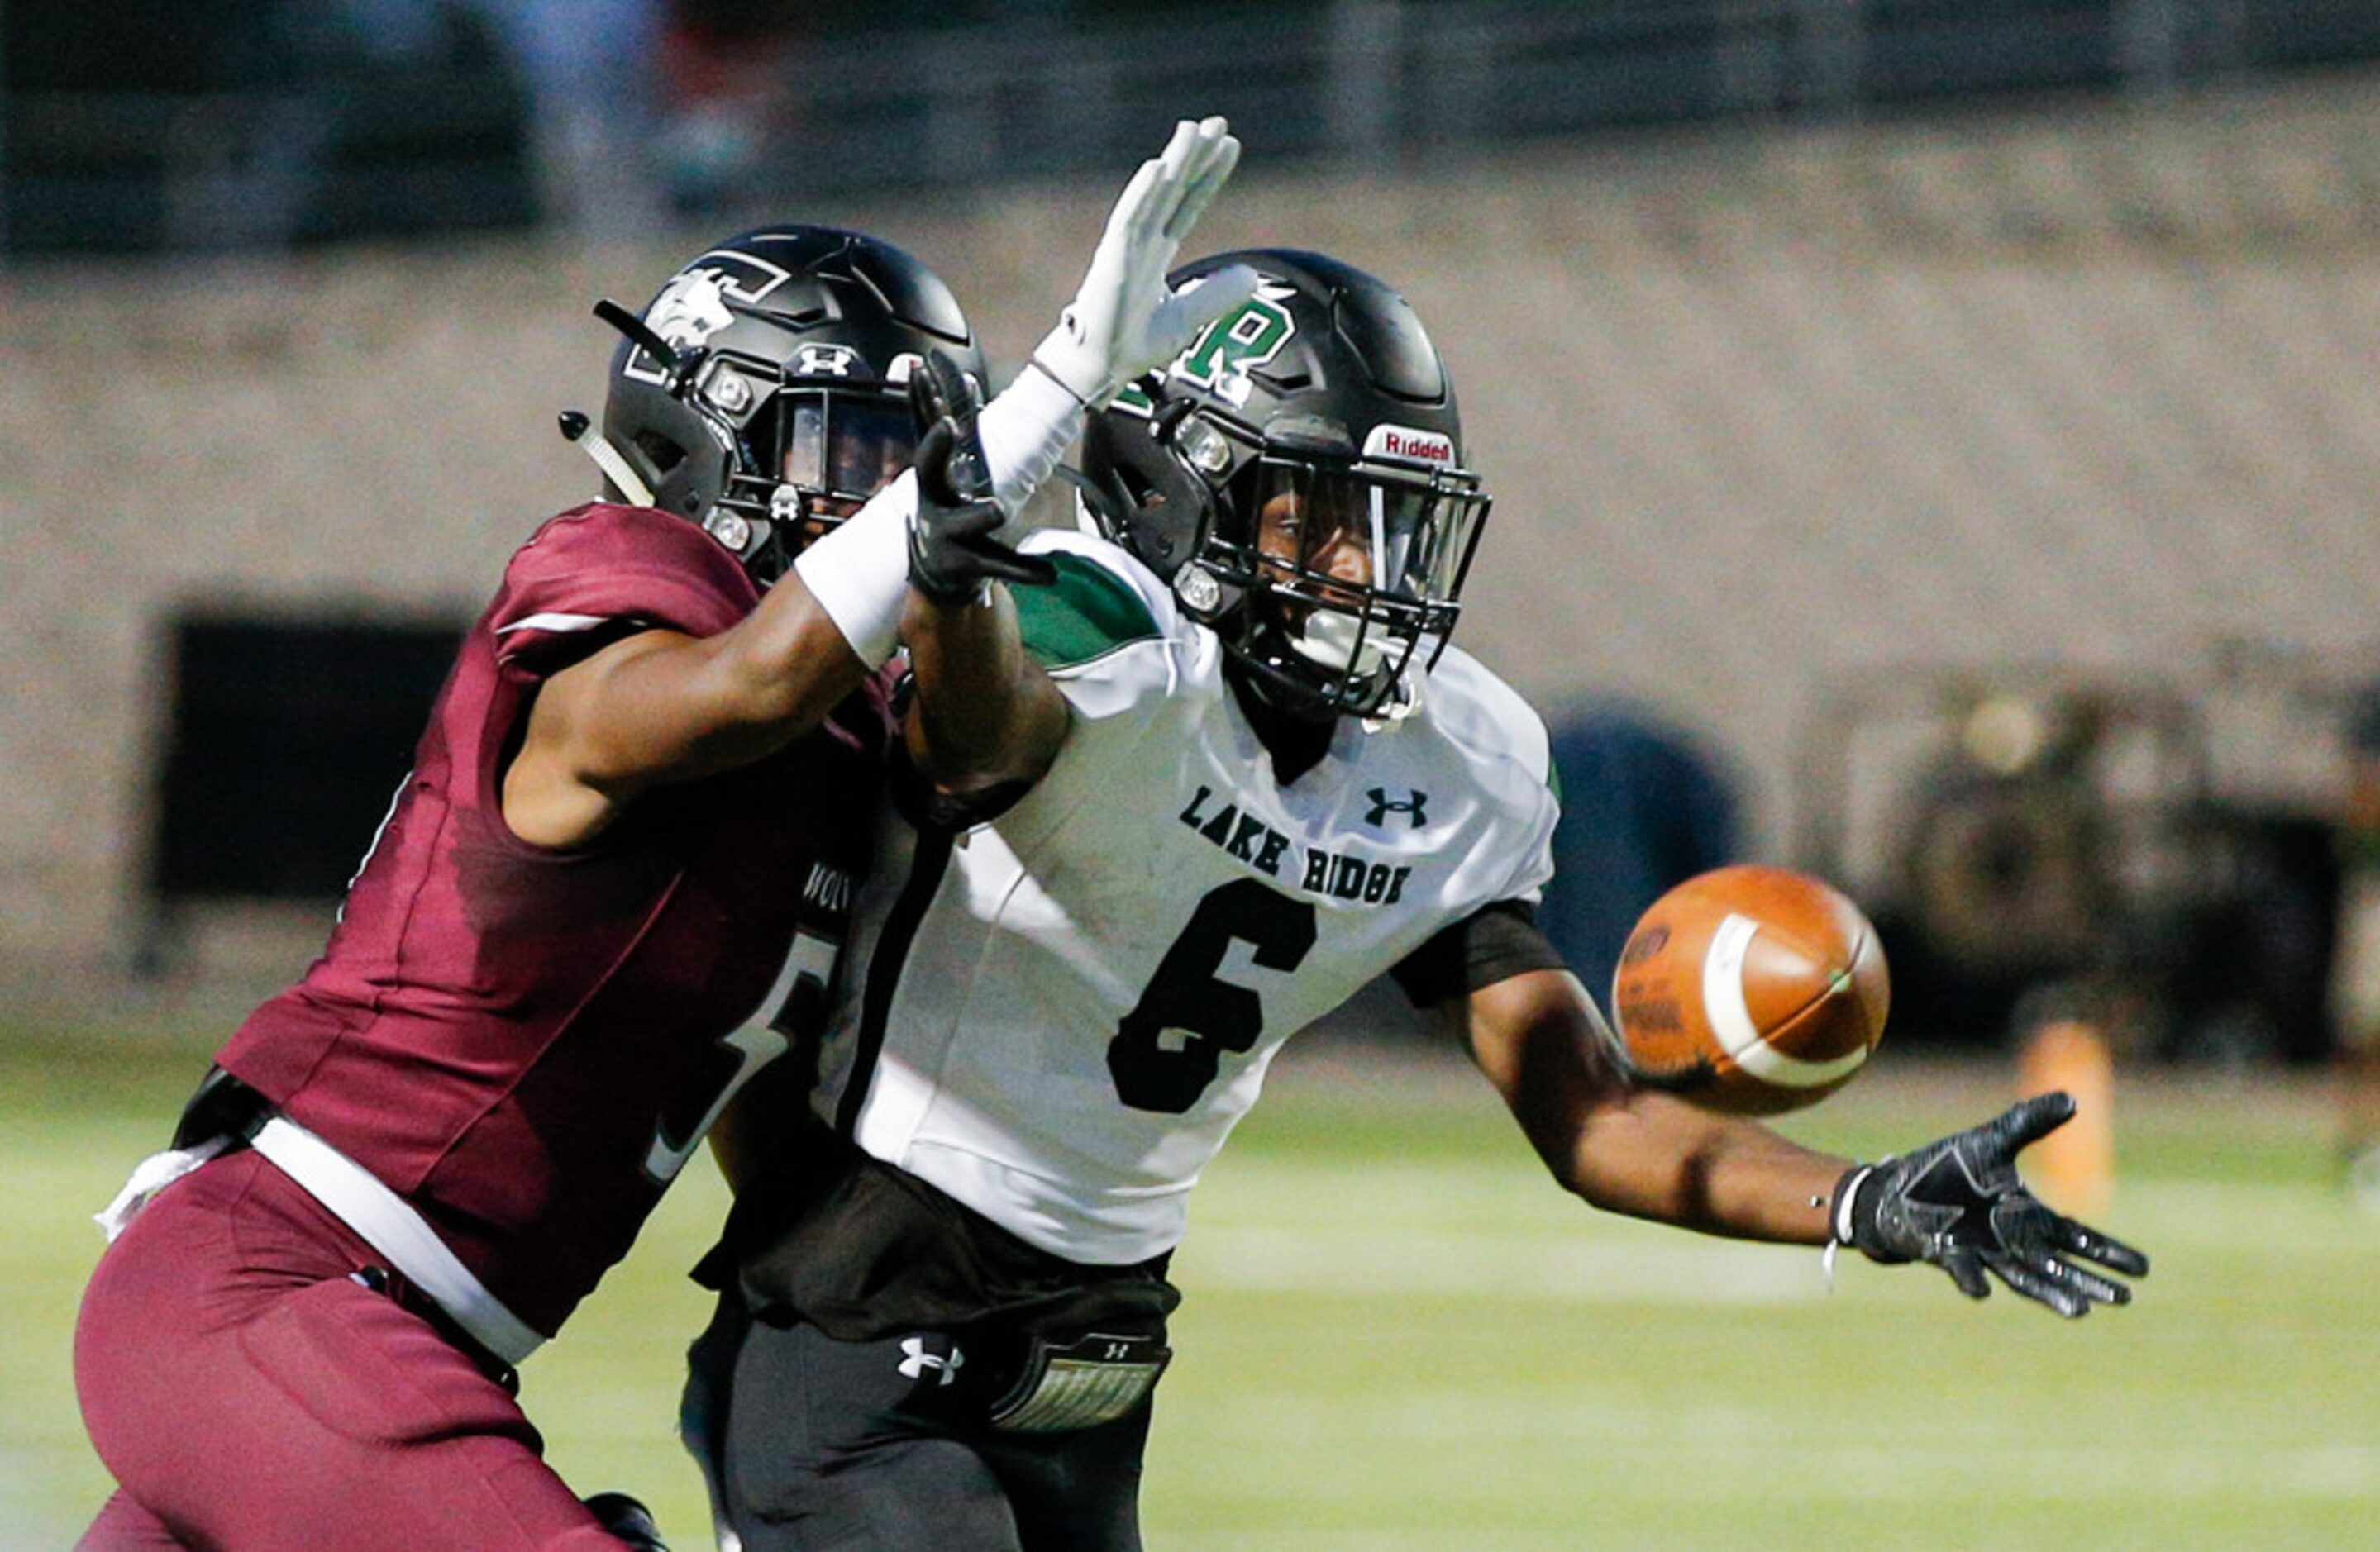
1167, 283, 1299, 409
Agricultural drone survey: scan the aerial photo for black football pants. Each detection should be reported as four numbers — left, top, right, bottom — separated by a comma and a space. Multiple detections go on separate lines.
685, 1294, 1152, 1552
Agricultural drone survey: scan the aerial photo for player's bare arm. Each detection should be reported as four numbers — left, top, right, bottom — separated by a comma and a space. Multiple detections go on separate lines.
904, 584, 1072, 799
503, 571, 866, 850
1457, 966, 1843, 1244
1459, 964, 2149, 1314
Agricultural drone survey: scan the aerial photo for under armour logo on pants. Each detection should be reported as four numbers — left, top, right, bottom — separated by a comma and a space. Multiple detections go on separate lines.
898, 1335, 964, 1386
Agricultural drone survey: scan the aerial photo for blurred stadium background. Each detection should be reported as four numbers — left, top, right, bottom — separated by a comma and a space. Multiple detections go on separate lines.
9, 0, 2380, 1545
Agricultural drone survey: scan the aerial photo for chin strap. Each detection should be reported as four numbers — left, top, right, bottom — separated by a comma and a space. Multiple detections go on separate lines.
1364, 669, 1425, 725
1056, 466, 1118, 540
563, 296, 701, 512
556, 410, 658, 509
593, 298, 696, 384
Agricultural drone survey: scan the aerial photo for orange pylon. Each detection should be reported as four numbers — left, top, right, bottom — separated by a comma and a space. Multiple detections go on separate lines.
2017, 1017, 2115, 1221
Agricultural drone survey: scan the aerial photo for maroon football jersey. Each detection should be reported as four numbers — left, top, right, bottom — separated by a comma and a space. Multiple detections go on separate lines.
215, 503, 893, 1336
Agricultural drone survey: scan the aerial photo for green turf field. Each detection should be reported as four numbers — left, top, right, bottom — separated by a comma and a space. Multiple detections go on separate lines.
7, 1019, 2377, 1550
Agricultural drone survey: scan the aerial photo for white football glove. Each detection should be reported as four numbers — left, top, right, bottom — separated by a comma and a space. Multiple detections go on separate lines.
1032, 115, 1262, 407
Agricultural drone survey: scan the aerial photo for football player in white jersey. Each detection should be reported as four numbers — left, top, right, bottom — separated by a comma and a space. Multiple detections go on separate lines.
692, 250, 2149, 1550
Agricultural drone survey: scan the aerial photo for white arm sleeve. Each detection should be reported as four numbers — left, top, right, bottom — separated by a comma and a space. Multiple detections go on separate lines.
792, 364, 1085, 665
790, 469, 917, 668
978, 364, 1086, 518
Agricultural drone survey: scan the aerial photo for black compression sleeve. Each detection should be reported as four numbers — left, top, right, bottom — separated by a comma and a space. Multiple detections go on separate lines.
1388, 899, 1569, 1009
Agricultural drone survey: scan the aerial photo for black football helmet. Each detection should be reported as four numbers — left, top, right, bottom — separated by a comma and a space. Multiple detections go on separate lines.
1079, 250, 1489, 720
567, 226, 986, 587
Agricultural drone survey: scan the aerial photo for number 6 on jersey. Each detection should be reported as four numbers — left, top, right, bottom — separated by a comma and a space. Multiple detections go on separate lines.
1109, 879, 1317, 1113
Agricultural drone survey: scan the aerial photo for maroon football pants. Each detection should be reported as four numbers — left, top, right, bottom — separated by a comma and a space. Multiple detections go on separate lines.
74, 1148, 623, 1550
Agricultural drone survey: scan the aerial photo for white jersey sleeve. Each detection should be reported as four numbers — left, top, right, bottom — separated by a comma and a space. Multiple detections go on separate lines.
1414, 644, 1561, 909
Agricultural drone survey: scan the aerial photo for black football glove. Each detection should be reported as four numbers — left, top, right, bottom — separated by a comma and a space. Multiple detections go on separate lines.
904, 348, 1056, 606
1834, 1091, 2149, 1318
581, 1492, 668, 1550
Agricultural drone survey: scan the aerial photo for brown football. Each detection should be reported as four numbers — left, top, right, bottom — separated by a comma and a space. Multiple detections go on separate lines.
1610, 864, 1890, 1116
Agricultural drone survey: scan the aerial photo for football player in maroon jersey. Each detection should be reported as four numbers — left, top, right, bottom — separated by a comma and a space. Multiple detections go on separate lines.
71, 117, 1254, 1550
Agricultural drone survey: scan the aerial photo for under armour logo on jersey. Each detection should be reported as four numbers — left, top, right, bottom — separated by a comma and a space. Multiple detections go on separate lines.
897, 1335, 964, 1386
794, 344, 860, 378
1365, 788, 1428, 828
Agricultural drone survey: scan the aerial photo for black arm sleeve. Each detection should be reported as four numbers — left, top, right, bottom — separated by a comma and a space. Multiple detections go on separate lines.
1388, 899, 1570, 1010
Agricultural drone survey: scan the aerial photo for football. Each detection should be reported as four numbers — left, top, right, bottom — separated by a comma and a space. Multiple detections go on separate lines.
1610, 864, 1890, 1116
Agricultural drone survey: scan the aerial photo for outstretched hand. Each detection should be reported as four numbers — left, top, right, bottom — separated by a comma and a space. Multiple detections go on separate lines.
906, 350, 1056, 605
1834, 1092, 2150, 1317
1033, 115, 1262, 407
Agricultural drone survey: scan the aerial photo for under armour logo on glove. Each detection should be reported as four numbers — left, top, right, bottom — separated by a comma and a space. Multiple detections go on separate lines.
898, 1335, 965, 1386
1366, 788, 1428, 828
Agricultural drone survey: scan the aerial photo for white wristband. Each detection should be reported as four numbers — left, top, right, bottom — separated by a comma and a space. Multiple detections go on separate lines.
980, 364, 1089, 516
1832, 1164, 1872, 1245
797, 364, 1081, 664
791, 470, 914, 668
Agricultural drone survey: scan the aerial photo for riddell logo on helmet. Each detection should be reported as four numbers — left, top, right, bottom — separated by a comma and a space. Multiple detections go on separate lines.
1365, 425, 1455, 466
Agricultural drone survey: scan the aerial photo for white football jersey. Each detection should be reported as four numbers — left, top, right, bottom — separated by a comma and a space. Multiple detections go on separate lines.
811, 531, 1559, 1264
